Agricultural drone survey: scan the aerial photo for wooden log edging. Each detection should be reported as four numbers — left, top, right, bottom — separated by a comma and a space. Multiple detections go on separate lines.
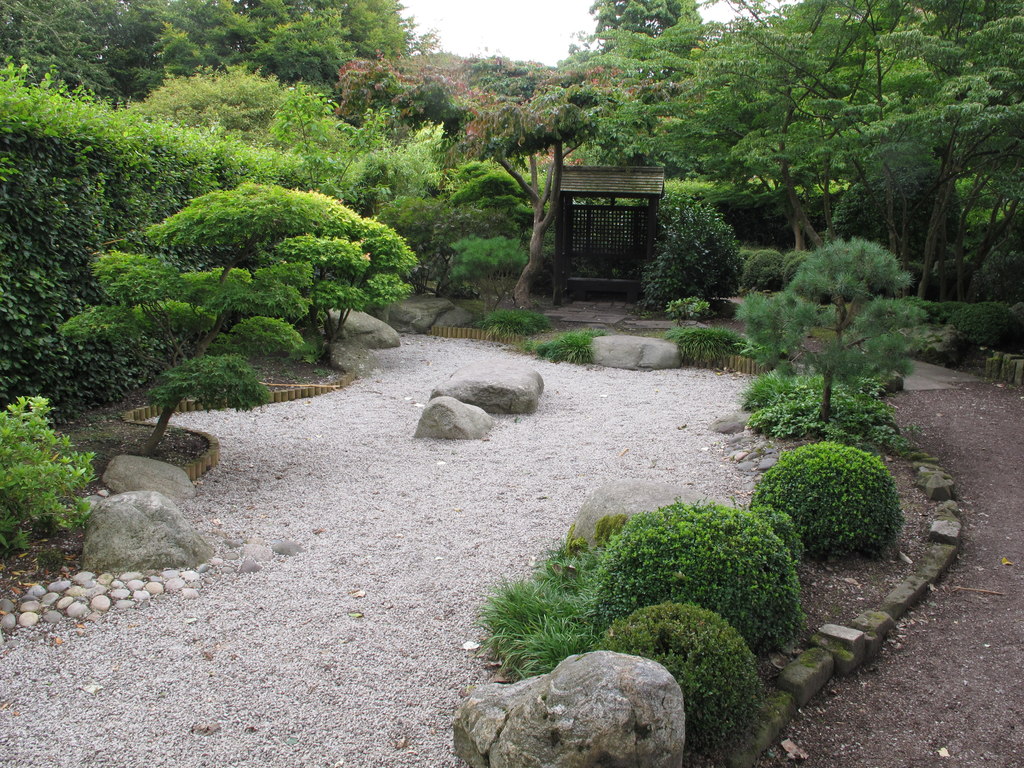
430, 325, 523, 344
683, 353, 766, 375
120, 376, 354, 482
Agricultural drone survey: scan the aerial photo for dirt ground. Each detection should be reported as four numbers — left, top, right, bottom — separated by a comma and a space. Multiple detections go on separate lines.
757, 382, 1024, 768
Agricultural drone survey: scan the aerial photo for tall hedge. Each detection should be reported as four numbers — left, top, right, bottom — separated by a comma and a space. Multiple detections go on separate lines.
0, 66, 302, 415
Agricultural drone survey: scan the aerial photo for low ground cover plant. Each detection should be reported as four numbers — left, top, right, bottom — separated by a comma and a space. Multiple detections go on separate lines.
664, 326, 745, 363
751, 441, 904, 558
0, 397, 93, 554
603, 602, 762, 751
665, 297, 712, 323
528, 329, 607, 364
478, 309, 551, 337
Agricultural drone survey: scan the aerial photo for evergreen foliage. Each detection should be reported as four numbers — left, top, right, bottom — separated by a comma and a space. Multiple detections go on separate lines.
664, 326, 744, 362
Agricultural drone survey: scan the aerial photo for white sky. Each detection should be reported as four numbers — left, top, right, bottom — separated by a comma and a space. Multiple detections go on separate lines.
400, 1, 736, 66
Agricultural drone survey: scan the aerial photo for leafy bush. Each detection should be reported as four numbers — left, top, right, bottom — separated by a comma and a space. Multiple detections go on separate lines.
640, 183, 741, 309
782, 250, 808, 283
479, 547, 602, 679
591, 502, 804, 653
902, 299, 966, 325
740, 249, 786, 292
0, 397, 93, 553
450, 236, 528, 311
665, 297, 711, 323
949, 302, 1015, 347
603, 603, 762, 752
751, 442, 903, 558
745, 377, 907, 451
531, 330, 607, 364
478, 309, 551, 336
664, 326, 745, 362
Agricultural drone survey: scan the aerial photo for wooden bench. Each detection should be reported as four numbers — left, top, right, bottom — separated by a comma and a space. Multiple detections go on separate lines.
566, 277, 642, 303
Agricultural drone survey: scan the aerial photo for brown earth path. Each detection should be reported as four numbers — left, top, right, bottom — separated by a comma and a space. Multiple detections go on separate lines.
760, 380, 1024, 767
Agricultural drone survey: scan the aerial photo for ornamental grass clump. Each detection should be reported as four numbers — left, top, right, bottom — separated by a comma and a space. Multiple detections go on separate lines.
532, 329, 607, 364
591, 502, 804, 653
751, 441, 903, 558
664, 326, 745, 363
478, 309, 551, 337
603, 602, 762, 752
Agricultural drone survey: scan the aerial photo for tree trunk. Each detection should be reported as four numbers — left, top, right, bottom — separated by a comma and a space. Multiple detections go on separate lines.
142, 405, 176, 457
820, 369, 833, 424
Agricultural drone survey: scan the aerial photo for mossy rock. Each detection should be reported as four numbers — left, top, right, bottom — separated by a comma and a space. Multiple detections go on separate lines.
571, 480, 709, 549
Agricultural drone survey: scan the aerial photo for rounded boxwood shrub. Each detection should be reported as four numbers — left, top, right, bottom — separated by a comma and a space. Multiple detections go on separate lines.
604, 602, 762, 752
740, 249, 786, 292
751, 441, 903, 558
949, 301, 1015, 347
591, 502, 804, 653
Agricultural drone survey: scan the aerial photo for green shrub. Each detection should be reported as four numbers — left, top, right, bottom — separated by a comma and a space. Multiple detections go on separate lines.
532, 330, 607, 364
479, 309, 551, 336
664, 326, 745, 363
480, 547, 602, 679
745, 378, 907, 451
782, 250, 808, 283
640, 183, 741, 309
591, 502, 804, 653
751, 442, 903, 558
740, 249, 786, 292
949, 302, 1015, 347
450, 236, 528, 312
665, 297, 712, 323
0, 397, 94, 553
604, 603, 762, 752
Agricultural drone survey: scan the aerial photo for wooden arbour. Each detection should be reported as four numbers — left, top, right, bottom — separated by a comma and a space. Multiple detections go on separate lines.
553, 166, 665, 305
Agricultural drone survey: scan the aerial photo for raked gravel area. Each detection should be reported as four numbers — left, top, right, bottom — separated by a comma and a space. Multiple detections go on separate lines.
0, 336, 751, 768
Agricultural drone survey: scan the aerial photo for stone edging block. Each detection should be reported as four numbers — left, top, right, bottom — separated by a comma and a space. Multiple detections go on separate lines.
776, 648, 834, 707
812, 624, 866, 677
725, 692, 796, 768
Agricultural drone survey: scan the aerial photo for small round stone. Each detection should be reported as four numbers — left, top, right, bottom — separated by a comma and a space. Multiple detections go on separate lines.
26, 585, 47, 599
161, 569, 180, 580
90, 595, 111, 612
110, 580, 124, 589
132, 590, 151, 603
96, 573, 114, 586
222, 552, 240, 561
181, 588, 200, 600
40, 592, 60, 607
19, 600, 42, 613
144, 582, 164, 596
164, 578, 186, 593
65, 586, 88, 598
208, 558, 224, 567
0, 598, 15, 613
119, 572, 143, 582
42, 610, 63, 624
237, 559, 261, 574
1, 614, 16, 633
125, 580, 145, 592
114, 600, 135, 610
181, 570, 200, 583
18, 612, 40, 628
47, 580, 72, 594
85, 612, 101, 622
72, 571, 96, 586
109, 588, 131, 601
197, 564, 211, 574
271, 539, 304, 556
84, 585, 108, 599
56, 596, 75, 610
66, 602, 89, 620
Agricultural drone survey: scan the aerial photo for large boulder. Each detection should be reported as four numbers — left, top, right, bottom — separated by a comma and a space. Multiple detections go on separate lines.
328, 338, 378, 376
337, 310, 401, 349
82, 491, 213, 573
592, 335, 682, 371
572, 480, 709, 548
387, 295, 474, 334
415, 396, 493, 440
911, 324, 967, 367
454, 651, 686, 768
102, 455, 196, 503
431, 361, 544, 414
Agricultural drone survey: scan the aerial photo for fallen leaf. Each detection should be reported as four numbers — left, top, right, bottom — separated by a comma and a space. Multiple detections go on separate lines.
938, 747, 950, 758
53, 638, 63, 646
462, 641, 481, 651
618, 448, 629, 457
1001, 557, 1014, 566
394, 736, 410, 749
781, 738, 809, 761
348, 590, 366, 598
192, 723, 221, 736
347, 612, 364, 619
312, 528, 326, 535
80, 684, 103, 695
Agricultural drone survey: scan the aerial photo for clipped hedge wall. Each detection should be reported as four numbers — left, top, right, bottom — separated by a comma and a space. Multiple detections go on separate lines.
0, 67, 303, 415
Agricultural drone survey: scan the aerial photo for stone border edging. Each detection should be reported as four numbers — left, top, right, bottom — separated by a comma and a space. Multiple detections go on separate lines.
724, 454, 963, 768
120, 376, 355, 481
984, 351, 1023, 385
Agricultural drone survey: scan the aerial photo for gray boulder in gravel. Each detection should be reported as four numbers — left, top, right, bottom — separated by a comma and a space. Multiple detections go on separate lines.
454, 650, 686, 768
82, 491, 212, 573
710, 411, 750, 435
415, 396, 493, 440
387, 295, 474, 334
335, 310, 400, 349
102, 455, 196, 503
431, 361, 544, 414
592, 334, 682, 370
328, 338, 378, 376
573, 480, 709, 548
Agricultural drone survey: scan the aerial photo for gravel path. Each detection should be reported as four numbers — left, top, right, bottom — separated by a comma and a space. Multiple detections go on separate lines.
0, 337, 749, 768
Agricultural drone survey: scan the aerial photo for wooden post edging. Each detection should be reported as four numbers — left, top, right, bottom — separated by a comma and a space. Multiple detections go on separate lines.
430, 325, 523, 344
120, 375, 355, 482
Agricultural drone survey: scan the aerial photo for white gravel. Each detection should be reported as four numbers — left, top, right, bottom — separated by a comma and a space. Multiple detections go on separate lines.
0, 336, 750, 768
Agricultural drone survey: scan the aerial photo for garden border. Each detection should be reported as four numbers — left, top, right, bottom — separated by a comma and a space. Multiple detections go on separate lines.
120, 376, 355, 481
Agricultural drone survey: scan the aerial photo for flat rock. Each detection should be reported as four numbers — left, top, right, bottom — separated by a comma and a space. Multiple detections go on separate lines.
82, 491, 213, 573
573, 480, 709, 548
102, 455, 196, 503
710, 411, 750, 434
415, 396, 494, 440
591, 334, 682, 370
387, 295, 474, 334
430, 361, 543, 414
